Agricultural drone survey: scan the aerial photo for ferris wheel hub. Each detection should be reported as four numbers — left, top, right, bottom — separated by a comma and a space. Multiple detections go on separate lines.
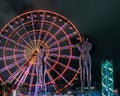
24, 40, 49, 64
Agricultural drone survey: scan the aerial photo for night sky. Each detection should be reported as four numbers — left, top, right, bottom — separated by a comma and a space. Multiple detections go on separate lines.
0, 0, 120, 91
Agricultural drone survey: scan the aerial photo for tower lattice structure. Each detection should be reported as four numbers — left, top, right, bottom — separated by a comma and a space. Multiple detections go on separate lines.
101, 60, 114, 96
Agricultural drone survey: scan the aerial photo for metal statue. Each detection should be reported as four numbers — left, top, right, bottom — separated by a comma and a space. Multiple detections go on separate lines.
77, 37, 92, 91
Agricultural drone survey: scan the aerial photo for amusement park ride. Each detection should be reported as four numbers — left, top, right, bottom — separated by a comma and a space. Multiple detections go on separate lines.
0, 10, 94, 96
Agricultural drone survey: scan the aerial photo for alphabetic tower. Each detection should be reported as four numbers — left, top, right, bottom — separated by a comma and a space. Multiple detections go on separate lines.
101, 60, 114, 96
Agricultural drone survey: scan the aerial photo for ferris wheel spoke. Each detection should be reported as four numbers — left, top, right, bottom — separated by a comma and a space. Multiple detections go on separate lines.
1, 54, 24, 61
53, 68, 69, 84
0, 34, 26, 48
39, 12, 45, 38
11, 66, 27, 83
0, 63, 18, 73
8, 55, 34, 83
45, 60, 69, 84
22, 65, 32, 83
0, 76, 4, 84
36, 12, 45, 47
14, 66, 27, 85
49, 44, 78, 52
46, 71, 58, 91
48, 32, 77, 48
6, 65, 25, 82
7, 56, 33, 82
18, 64, 32, 86
46, 23, 68, 44
42, 17, 57, 42
49, 53, 79, 60
14, 57, 26, 66
47, 57, 78, 73
19, 17, 35, 48
15, 66, 27, 84
8, 24, 33, 49
25, 52, 33, 58
48, 42, 57, 48
31, 13, 37, 48
0, 64, 13, 73
25, 50, 33, 55
0, 57, 26, 73
0, 47, 23, 53
58, 31, 77, 43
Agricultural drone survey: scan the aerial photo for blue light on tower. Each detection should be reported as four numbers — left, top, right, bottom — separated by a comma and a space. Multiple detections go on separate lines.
101, 60, 114, 96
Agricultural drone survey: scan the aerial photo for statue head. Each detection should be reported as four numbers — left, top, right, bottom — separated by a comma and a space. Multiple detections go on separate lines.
82, 35, 88, 42
40, 46, 45, 52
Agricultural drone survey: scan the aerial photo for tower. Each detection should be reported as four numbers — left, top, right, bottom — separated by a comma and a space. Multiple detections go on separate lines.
101, 60, 114, 96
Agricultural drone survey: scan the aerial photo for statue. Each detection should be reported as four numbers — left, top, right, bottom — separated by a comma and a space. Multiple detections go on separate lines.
77, 37, 92, 91
35, 46, 46, 95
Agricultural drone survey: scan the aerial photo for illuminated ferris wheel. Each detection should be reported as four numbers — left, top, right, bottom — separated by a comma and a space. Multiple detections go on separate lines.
0, 10, 82, 95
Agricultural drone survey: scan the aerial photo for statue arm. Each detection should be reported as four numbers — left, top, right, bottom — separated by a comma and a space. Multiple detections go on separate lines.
77, 44, 81, 51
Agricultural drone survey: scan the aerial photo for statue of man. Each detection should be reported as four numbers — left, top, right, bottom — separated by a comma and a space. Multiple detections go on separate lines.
77, 37, 92, 91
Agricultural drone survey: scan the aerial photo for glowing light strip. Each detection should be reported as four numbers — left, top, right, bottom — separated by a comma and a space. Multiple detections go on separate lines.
39, 12, 45, 39
48, 32, 77, 48
45, 60, 69, 84
49, 44, 78, 52
16, 66, 28, 86
15, 66, 27, 84
0, 76, 4, 84
31, 13, 37, 48
25, 51, 33, 58
22, 65, 32, 82
0, 64, 15, 73
48, 57, 78, 73
11, 66, 27, 83
46, 71, 57, 91
42, 17, 57, 42
6, 65, 25, 82
56, 68, 80, 94
0, 58, 25, 73
8, 24, 33, 49
46, 23, 68, 44
19, 17, 35, 48
58, 31, 77, 43
18, 64, 32, 86
0, 34, 25, 48
49, 53, 78, 59
1, 54, 23, 60
0, 47, 23, 52
36, 12, 45, 48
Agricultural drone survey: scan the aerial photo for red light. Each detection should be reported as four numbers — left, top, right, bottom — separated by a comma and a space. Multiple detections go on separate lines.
114, 89, 118, 94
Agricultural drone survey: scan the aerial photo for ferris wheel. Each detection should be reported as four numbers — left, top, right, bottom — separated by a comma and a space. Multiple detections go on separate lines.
0, 10, 82, 95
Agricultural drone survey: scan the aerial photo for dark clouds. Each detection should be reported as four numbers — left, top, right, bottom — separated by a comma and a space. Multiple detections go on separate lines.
0, 0, 120, 90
